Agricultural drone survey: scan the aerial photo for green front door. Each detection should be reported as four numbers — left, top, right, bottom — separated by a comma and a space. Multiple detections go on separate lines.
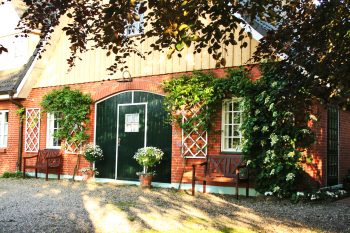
95, 91, 171, 183
117, 104, 146, 180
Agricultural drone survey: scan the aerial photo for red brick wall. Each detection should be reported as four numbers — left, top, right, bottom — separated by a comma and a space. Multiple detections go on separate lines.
4, 66, 350, 189
304, 104, 327, 187
0, 101, 21, 174
339, 110, 350, 184
305, 104, 350, 187
0, 66, 264, 182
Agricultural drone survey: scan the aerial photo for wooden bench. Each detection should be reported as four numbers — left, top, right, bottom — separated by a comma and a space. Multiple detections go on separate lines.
192, 155, 249, 199
23, 149, 62, 181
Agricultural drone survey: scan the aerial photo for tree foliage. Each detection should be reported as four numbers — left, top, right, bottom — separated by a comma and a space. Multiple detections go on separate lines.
254, 0, 350, 107
0, 0, 286, 72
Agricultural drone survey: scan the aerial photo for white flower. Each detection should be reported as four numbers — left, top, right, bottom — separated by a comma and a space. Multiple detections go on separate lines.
84, 144, 104, 162
273, 186, 280, 193
296, 192, 305, 197
338, 190, 347, 195
264, 191, 273, 196
262, 126, 269, 132
286, 173, 295, 181
311, 194, 317, 200
326, 191, 335, 197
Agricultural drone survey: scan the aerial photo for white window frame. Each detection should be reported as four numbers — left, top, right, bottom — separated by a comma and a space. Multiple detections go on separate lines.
221, 98, 243, 152
0, 110, 9, 147
124, 4, 144, 36
46, 112, 61, 149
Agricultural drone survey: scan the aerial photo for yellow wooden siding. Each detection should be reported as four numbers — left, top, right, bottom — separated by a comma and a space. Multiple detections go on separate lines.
33, 23, 259, 88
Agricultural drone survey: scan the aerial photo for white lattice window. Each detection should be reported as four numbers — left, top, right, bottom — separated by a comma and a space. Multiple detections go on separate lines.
46, 112, 61, 149
181, 103, 208, 158
0, 110, 9, 147
25, 108, 41, 152
221, 98, 243, 152
124, 3, 144, 36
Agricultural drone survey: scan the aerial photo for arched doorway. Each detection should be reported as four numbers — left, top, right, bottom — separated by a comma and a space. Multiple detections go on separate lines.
95, 90, 172, 182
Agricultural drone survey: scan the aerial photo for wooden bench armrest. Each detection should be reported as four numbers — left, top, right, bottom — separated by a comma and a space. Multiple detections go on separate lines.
236, 163, 249, 180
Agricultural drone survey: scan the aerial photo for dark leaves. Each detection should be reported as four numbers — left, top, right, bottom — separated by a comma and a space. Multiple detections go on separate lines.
14, 0, 295, 72
0, 44, 8, 54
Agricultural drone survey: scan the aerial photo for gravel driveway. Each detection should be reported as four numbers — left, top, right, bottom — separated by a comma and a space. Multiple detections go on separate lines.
0, 178, 349, 233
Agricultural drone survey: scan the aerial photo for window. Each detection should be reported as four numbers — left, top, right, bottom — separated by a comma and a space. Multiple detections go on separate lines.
124, 4, 144, 36
46, 112, 61, 149
0, 111, 8, 147
221, 98, 243, 152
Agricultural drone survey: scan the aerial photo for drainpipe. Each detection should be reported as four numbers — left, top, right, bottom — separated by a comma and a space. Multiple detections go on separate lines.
8, 91, 24, 172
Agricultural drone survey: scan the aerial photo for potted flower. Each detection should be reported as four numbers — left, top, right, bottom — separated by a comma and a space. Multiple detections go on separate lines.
80, 167, 99, 181
81, 144, 103, 181
133, 147, 164, 188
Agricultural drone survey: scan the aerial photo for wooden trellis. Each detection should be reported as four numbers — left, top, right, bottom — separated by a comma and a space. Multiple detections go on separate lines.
181, 103, 208, 158
64, 125, 83, 154
25, 108, 41, 152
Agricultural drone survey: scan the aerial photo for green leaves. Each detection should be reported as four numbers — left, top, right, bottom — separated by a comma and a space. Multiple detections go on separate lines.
175, 41, 185, 51
240, 63, 315, 198
40, 87, 92, 147
163, 65, 315, 198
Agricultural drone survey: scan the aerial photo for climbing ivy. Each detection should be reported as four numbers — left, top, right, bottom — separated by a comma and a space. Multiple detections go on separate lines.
238, 64, 316, 197
162, 70, 250, 133
163, 65, 316, 197
40, 87, 92, 147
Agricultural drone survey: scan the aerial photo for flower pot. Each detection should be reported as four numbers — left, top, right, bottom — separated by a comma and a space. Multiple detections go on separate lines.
139, 174, 153, 188
82, 170, 94, 181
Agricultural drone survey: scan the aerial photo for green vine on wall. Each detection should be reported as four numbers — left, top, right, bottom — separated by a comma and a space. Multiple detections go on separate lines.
40, 87, 92, 148
163, 70, 240, 133
163, 66, 316, 197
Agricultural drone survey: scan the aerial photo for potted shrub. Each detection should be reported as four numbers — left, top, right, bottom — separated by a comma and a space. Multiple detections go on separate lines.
81, 144, 103, 181
133, 147, 164, 188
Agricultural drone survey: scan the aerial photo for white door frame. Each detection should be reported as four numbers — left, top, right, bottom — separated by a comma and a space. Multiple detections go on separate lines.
115, 102, 148, 180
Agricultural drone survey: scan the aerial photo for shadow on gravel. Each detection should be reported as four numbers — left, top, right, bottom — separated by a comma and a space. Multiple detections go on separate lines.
0, 178, 349, 233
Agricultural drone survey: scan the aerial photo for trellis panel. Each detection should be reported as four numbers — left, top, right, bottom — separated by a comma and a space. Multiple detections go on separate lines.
64, 126, 83, 154
25, 108, 41, 152
181, 103, 208, 158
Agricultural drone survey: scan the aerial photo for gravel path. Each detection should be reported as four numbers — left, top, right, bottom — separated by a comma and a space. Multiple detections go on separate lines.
0, 178, 349, 233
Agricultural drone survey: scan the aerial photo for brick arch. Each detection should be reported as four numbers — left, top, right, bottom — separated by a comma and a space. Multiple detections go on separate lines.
92, 78, 165, 102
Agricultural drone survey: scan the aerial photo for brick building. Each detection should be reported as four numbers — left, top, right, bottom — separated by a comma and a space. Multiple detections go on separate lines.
0, 2, 349, 195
